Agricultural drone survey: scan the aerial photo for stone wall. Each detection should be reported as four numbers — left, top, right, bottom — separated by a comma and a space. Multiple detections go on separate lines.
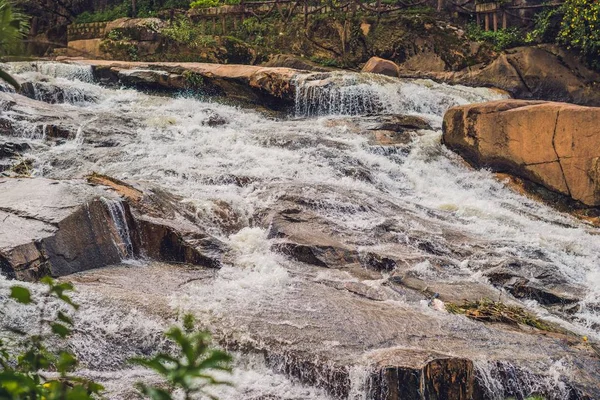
67, 22, 108, 42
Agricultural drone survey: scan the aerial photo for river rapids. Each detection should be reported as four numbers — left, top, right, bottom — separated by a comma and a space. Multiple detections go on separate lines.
0, 62, 599, 399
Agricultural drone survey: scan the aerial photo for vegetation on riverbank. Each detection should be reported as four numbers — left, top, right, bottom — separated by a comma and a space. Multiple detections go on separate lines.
0, 279, 232, 400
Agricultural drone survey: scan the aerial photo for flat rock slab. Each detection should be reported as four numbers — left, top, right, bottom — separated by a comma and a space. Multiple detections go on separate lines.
64, 59, 300, 105
0, 176, 225, 280
0, 177, 124, 279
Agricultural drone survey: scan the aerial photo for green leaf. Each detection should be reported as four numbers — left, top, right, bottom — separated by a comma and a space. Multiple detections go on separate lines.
40, 276, 55, 286
51, 323, 71, 338
9, 286, 31, 304
183, 313, 195, 333
0, 67, 19, 90
57, 311, 74, 326
57, 351, 77, 373
136, 383, 173, 400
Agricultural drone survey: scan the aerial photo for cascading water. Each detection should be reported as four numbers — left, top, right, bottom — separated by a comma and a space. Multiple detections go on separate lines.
101, 197, 134, 259
1, 63, 600, 399
293, 72, 507, 118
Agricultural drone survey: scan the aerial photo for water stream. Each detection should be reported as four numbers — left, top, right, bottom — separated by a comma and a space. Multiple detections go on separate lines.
1, 62, 599, 399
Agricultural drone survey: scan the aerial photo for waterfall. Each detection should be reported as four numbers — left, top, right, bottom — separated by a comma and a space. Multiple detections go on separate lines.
293, 72, 508, 118
101, 197, 134, 259
2, 61, 599, 399
2, 62, 94, 83
474, 360, 574, 400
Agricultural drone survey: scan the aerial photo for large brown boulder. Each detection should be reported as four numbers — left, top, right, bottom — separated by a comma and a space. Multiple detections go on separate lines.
442, 100, 600, 206
471, 46, 600, 106
361, 57, 400, 78
397, 45, 600, 107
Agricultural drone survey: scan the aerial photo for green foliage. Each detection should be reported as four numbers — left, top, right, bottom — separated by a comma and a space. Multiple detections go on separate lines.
0, 0, 29, 56
190, 0, 220, 8
162, 17, 217, 48
0, 0, 28, 88
0, 277, 103, 400
558, 0, 600, 69
309, 56, 342, 68
182, 70, 205, 87
525, 7, 563, 44
190, 0, 239, 8
131, 314, 232, 400
75, 3, 129, 23
1, 280, 233, 400
466, 24, 524, 51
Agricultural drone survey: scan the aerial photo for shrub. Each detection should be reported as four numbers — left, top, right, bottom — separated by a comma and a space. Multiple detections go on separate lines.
1, 279, 233, 400
162, 17, 217, 47
190, 0, 220, 8
466, 23, 524, 51
558, 0, 600, 69
0, 277, 103, 399
525, 6, 563, 44
132, 314, 232, 400
74, 3, 129, 23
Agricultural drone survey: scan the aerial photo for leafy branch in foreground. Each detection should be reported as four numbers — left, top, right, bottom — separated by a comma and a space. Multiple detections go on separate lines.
1, 279, 233, 400
131, 314, 233, 400
0, 0, 30, 89
0, 277, 103, 400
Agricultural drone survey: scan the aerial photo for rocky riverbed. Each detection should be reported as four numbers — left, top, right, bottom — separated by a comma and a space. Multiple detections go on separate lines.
1, 61, 599, 399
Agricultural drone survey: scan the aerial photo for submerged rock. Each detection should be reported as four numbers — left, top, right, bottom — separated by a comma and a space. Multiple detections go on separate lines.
442, 100, 600, 206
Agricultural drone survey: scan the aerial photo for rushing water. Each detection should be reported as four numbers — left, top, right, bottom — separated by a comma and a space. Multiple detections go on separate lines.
1, 62, 600, 399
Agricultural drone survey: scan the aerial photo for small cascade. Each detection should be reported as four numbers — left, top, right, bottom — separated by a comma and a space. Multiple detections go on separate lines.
2, 62, 94, 83
475, 360, 575, 400
23, 81, 98, 105
101, 198, 134, 259
293, 72, 507, 118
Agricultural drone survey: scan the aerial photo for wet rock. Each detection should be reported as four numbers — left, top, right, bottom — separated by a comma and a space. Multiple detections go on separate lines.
268, 208, 359, 268
0, 91, 136, 145
0, 141, 30, 159
262, 54, 335, 72
368, 351, 479, 400
0, 178, 126, 280
361, 57, 400, 78
68, 59, 299, 108
484, 261, 582, 306
402, 45, 600, 107
70, 262, 600, 400
0, 175, 225, 280
19, 81, 97, 104
442, 100, 600, 206
473, 46, 600, 106
117, 69, 171, 88
371, 115, 431, 132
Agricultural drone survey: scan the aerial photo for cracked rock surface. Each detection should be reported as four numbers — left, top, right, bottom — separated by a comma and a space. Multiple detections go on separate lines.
442, 100, 600, 206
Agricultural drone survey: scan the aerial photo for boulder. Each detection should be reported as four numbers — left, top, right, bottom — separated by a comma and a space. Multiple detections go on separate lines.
263, 54, 335, 72
442, 100, 600, 206
403, 45, 600, 107
361, 57, 400, 78
104, 18, 166, 42
0, 175, 224, 281
472, 46, 600, 106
